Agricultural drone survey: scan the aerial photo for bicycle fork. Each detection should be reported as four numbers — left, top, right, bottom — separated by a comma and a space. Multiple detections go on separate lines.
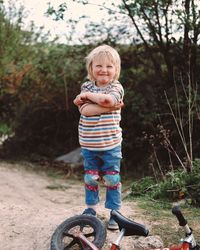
153, 224, 197, 250
182, 224, 197, 249
110, 228, 126, 250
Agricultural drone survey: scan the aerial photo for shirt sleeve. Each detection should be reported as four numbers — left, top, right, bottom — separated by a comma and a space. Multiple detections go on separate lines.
80, 81, 94, 104
108, 82, 124, 104
80, 81, 92, 93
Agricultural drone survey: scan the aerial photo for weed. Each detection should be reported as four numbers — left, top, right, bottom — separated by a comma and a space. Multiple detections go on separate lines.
130, 158, 200, 207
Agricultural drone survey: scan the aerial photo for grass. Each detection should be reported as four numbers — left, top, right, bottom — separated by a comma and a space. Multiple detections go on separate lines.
131, 196, 200, 247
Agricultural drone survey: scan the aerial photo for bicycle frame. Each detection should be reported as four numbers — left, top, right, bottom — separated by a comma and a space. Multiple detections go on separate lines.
73, 230, 99, 250
70, 206, 198, 250
73, 228, 195, 250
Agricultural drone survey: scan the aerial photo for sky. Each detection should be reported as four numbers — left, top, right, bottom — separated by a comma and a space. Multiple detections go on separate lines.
11, 0, 118, 43
5, 0, 200, 44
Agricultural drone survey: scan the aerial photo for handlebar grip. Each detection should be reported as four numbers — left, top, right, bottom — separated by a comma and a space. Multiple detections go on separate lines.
172, 206, 187, 226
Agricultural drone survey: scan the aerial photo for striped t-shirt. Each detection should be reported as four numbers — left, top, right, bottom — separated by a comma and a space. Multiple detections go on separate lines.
78, 80, 124, 151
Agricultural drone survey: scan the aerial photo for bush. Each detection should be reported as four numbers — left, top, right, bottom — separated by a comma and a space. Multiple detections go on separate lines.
0, 123, 12, 136
0, 95, 80, 161
130, 159, 200, 207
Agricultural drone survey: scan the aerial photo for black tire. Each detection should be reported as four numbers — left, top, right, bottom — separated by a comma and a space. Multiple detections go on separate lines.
51, 214, 106, 250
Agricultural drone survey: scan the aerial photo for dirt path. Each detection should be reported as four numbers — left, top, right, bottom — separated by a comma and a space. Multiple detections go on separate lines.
0, 162, 162, 250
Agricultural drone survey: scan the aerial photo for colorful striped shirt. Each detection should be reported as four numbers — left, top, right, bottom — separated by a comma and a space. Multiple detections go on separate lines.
78, 81, 124, 151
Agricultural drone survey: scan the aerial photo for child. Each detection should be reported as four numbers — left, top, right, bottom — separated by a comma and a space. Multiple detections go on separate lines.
73, 44, 124, 230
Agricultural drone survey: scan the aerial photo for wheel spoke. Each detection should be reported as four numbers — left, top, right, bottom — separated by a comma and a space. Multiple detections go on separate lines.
77, 241, 85, 250
80, 224, 84, 232
84, 232, 95, 238
63, 238, 80, 249
63, 232, 74, 238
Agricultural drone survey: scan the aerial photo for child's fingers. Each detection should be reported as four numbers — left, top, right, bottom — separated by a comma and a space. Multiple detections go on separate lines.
115, 101, 124, 108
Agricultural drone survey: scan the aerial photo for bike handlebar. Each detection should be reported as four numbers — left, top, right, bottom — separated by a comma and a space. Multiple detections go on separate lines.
172, 206, 187, 227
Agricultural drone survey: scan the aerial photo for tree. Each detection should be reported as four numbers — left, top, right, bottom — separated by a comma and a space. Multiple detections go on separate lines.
46, 0, 200, 174
47, 0, 200, 84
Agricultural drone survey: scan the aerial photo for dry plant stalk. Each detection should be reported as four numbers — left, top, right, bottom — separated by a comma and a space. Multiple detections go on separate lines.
164, 73, 198, 172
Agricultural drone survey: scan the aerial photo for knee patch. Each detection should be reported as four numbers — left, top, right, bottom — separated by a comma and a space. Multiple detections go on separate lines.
84, 170, 99, 191
84, 174, 99, 186
103, 172, 120, 189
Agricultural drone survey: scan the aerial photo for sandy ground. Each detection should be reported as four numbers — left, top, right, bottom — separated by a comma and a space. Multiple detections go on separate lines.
0, 162, 162, 250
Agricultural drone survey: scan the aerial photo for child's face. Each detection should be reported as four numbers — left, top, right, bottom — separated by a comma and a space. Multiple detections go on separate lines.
91, 56, 116, 87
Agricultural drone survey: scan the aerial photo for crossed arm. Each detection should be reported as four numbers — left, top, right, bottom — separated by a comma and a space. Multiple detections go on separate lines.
73, 92, 124, 116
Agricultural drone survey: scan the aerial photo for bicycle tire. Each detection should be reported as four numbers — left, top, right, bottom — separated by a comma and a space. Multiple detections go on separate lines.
51, 214, 107, 250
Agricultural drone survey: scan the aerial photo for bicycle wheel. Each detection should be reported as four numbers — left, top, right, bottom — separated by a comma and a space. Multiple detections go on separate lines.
51, 214, 107, 250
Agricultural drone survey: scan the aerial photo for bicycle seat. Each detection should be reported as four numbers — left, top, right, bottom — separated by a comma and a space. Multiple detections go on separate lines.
111, 210, 149, 237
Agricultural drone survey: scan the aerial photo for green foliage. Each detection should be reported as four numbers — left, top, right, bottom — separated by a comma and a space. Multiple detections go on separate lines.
1, 93, 80, 160
0, 123, 12, 136
130, 159, 200, 207
0, 0, 53, 120
46, 2, 67, 21
131, 176, 156, 196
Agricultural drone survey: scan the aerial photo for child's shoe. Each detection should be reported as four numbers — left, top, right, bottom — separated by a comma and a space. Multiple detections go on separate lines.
82, 208, 96, 216
107, 215, 119, 230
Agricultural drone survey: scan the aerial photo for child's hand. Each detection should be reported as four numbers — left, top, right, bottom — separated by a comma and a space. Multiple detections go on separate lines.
73, 93, 88, 106
109, 101, 124, 111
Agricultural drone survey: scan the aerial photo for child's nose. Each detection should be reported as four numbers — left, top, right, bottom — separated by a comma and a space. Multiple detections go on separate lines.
101, 66, 107, 72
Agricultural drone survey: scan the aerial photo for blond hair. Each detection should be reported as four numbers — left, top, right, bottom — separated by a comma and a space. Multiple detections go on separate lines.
86, 45, 121, 81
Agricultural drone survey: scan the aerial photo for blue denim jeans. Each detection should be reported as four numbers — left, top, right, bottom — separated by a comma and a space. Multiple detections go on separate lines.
81, 146, 122, 210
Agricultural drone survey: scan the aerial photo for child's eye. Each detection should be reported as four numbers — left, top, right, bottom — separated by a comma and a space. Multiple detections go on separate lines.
107, 65, 113, 68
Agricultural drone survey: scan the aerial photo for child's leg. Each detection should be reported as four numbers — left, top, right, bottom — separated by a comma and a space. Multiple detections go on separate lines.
81, 148, 100, 210
103, 171, 121, 210
101, 146, 122, 210
84, 169, 100, 206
